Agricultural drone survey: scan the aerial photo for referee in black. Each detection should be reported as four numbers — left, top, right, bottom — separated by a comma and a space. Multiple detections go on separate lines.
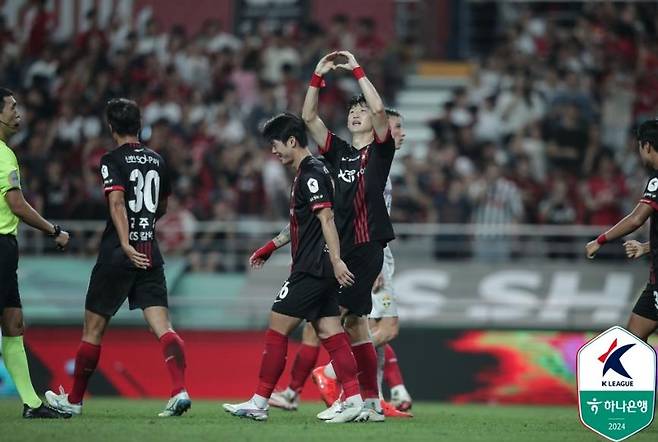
0, 87, 71, 418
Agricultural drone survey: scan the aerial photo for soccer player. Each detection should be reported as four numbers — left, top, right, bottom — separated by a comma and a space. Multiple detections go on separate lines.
0, 87, 72, 419
264, 110, 412, 416
303, 50, 395, 421
44, 98, 190, 417
586, 119, 658, 341
222, 112, 364, 423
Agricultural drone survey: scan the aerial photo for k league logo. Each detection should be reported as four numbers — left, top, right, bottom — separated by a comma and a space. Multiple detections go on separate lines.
577, 326, 656, 441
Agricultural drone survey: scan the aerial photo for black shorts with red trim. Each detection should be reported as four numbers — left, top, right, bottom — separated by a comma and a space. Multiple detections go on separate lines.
0, 234, 21, 311
338, 241, 384, 316
85, 263, 168, 317
271, 272, 340, 321
632, 285, 658, 322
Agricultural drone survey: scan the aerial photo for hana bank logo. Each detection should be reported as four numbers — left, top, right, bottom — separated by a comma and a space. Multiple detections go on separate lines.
598, 338, 635, 384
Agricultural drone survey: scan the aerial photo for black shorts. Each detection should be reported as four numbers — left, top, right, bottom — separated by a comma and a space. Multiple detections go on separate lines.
632, 285, 658, 322
271, 272, 340, 321
85, 263, 168, 317
338, 242, 384, 316
0, 234, 21, 312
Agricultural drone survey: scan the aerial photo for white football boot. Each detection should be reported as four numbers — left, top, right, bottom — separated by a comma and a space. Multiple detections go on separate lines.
324, 397, 364, 423
45, 386, 82, 416
223, 399, 268, 421
268, 388, 299, 411
158, 390, 192, 417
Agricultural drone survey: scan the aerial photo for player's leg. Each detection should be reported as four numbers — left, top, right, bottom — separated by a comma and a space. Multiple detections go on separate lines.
338, 243, 385, 421
627, 287, 658, 342
142, 306, 191, 417
270, 321, 320, 411
384, 343, 413, 411
312, 315, 364, 423
0, 233, 70, 419
46, 263, 131, 414
223, 311, 302, 421
626, 313, 658, 342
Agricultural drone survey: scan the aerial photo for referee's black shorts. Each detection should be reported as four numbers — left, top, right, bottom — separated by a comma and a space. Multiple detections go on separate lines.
85, 263, 168, 317
0, 234, 21, 312
338, 241, 385, 316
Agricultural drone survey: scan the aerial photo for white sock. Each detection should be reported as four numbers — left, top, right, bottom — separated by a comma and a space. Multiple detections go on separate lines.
376, 345, 385, 400
391, 385, 409, 398
365, 397, 382, 412
344, 394, 363, 407
283, 386, 296, 397
323, 362, 336, 379
251, 394, 268, 409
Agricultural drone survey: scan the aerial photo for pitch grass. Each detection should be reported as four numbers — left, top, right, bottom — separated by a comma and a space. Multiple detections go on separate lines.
0, 398, 656, 442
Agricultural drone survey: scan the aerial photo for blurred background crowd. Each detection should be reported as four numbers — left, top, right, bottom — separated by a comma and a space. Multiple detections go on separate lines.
0, 1, 657, 266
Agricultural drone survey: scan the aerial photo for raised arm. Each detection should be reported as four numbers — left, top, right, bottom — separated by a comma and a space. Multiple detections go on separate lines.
315, 207, 354, 287
586, 203, 653, 258
302, 52, 338, 147
336, 51, 388, 141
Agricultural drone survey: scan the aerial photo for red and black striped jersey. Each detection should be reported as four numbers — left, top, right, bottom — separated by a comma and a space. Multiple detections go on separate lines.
320, 129, 395, 254
98, 142, 171, 269
290, 155, 334, 277
640, 172, 658, 285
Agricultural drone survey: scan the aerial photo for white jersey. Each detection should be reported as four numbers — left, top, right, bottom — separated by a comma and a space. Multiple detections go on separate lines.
371, 176, 397, 318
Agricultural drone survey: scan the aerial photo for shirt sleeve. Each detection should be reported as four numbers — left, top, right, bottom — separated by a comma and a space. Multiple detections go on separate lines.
0, 149, 20, 196
160, 157, 172, 198
305, 167, 334, 212
373, 127, 395, 158
318, 132, 349, 168
100, 154, 126, 195
640, 175, 658, 211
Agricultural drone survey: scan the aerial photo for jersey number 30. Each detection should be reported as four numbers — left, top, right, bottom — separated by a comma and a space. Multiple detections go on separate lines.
129, 169, 160, 213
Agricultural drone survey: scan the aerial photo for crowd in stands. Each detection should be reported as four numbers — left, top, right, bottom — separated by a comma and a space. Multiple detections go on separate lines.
2, 2, 657, 266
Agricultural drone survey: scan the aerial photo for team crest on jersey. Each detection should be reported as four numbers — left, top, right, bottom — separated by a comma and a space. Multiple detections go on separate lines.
648, 178, 658, 192
307, 178, 319, 193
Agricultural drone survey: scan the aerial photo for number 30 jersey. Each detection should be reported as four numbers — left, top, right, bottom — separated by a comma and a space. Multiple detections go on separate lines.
98, 142, 171, 268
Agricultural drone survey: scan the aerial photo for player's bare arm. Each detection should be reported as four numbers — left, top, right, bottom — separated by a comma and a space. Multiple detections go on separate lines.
315, 207, 354, 287
586, 203, 653, 258
108, 190, 149, 269
249, 223, 291, 269
624, 240, 650, 259
5, 188, 69, 250
301, 52, 337, 146
335, 51, 388, 141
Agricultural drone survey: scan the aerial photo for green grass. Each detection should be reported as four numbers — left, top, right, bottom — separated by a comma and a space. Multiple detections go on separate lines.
0, 398, 656, 442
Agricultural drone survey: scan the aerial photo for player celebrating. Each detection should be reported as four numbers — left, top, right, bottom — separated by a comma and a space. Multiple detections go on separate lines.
223, 112, 364, 423
0, 87, 72, 419
45, 98, 190, 417
586, 119, 658, 341
302, 50, 395, 421
264, 110, 412, 416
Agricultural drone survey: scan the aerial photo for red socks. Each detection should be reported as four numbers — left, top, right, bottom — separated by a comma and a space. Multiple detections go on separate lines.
351, 341, 379, 399
255, 329, 288, 399
160, 331, 187, 397
69, 341, 101, 404
289, 344, 320, 393
321, 333, 360, 398
384, 343, 404, 387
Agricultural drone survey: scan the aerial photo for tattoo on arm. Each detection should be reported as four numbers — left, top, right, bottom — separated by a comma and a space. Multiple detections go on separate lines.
273, 223, 291, 248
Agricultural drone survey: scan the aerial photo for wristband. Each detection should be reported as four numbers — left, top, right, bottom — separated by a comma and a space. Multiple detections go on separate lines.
352, 66, 366, 80
596, 234, 607, 245
255, 240, 278, 259
50, 224, 61, 237
310, 73, 325, 88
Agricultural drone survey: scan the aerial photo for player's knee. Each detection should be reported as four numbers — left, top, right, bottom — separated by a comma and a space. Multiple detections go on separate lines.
2, 318, 24, 336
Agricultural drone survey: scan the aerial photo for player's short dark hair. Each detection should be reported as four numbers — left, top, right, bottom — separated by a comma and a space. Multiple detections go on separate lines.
638, 119, 658, 150
105, 98, 141, 136
0, 87, 14, 101
348, 94, 368, 113
385, 108, 401, 118
262, 112, 308, 147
